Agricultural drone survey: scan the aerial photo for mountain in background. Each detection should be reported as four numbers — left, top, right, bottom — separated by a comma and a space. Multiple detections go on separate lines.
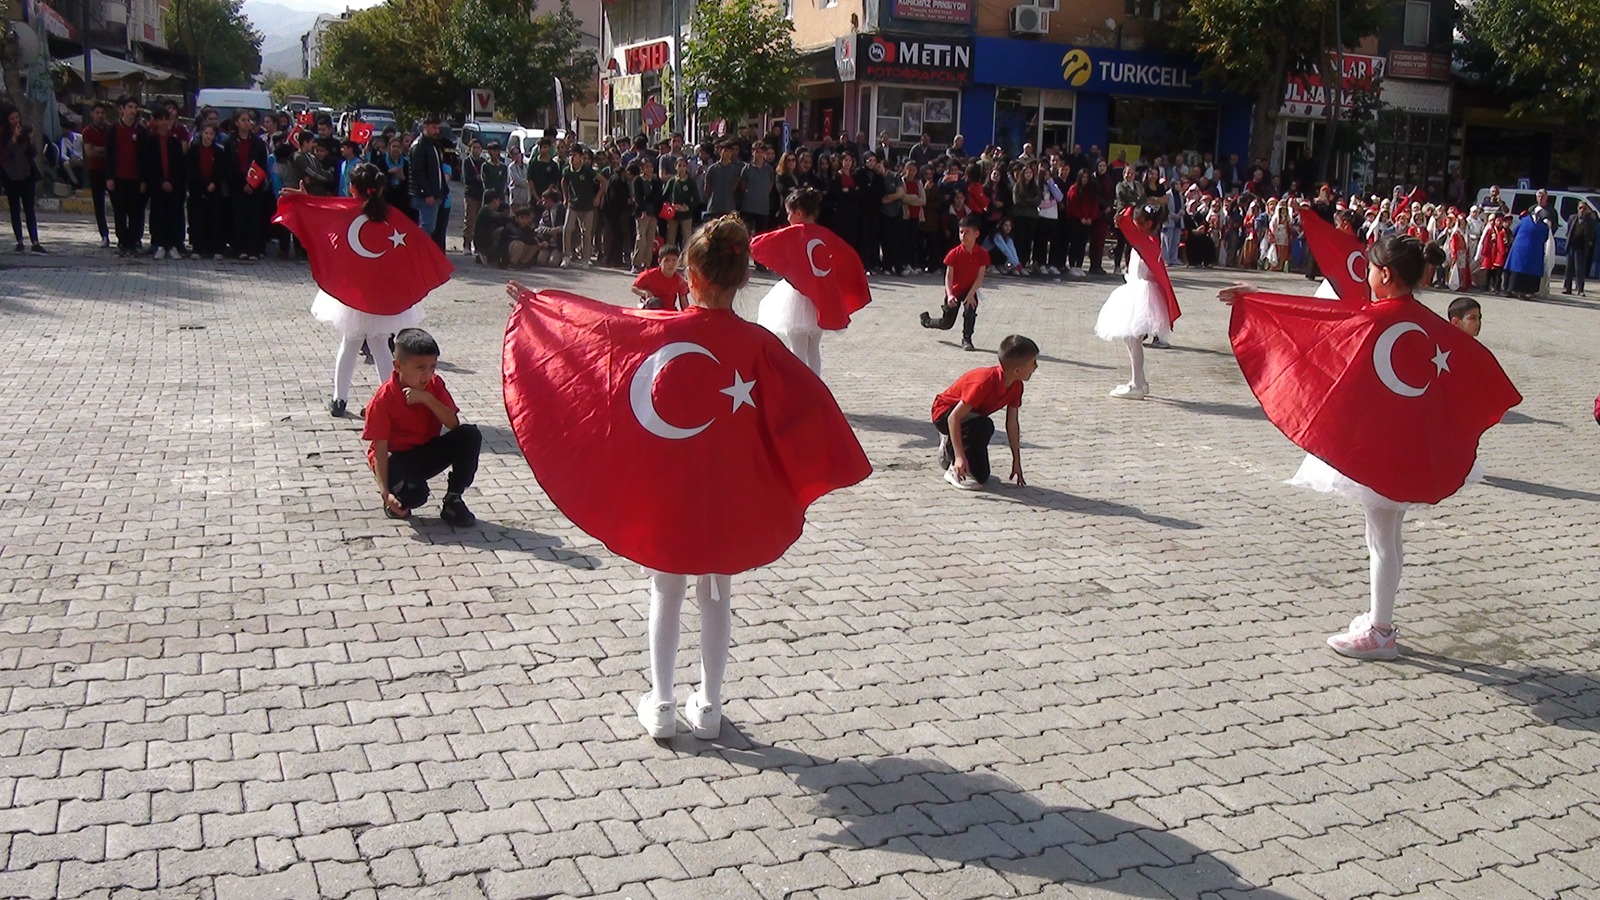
244, 0, 325, 76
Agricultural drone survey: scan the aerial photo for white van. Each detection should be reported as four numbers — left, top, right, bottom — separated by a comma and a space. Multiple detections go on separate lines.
1475, 187, 1600, 271
509, 127, 572, 160
194, 89, 275, 121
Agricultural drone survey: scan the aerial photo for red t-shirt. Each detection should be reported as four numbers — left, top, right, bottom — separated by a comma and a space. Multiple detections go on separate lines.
633, 267, 689, 309
82, 123, 109, 173
932, 365, 1024, 422
944, 242, 989, 298
361, 372, 458, 465
112, 123, 139, 180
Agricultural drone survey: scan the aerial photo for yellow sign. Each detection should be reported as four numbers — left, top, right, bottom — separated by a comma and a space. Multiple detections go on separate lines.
1109, 142, 1142, 167
1060, 49, 1092, 87
613, 75, 642, 111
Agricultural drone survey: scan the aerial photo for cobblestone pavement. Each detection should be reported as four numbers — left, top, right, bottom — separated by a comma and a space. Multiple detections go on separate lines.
4, 214, 1600, 900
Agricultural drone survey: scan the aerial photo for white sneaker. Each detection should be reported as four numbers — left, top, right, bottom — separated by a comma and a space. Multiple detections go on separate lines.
636, 695, 675, 738
943, 466, 981, 491
1326, 614, 1399, 661
986, 265, 998, 275
1148, 335, 1172, 349
937, 435, 953, 470
684, 691, 721, 739
212, 254, 223, 261
1068, 268, 1086, 278
1109, 383, 1149, 400
559, 258, 570, 268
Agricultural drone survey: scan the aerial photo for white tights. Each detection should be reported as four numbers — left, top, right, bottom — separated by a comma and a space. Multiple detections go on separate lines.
646, 573, 733, 705
779, 330, 823, 376
334, 333, 394, 402
1362, 500, 1406, 627
1123, 336, 1147, 390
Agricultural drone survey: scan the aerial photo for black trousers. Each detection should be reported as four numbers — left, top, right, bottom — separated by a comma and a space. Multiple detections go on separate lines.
1010, 217, 1035, 268
1066, 220, 1089, 269
386, 425, 482, 509
89, 173, 109, 240
111, 179, 146, 251
148, 189, 185, 250
934, 413, 996, 485
232, 190, 269, 256
3, 176, 39, 245
189, 193, 226, 256
929, 297, 978, 342
1566, 248, 1591, 293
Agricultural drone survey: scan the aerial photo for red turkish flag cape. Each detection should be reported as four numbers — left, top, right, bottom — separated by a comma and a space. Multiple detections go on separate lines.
503, 289, 872, 573
1116, 208, 1181, 326
273, 193, 454, 316
1230, 293, 1521, 504
1298, 204, 1371, 305
750, 224, 871, 330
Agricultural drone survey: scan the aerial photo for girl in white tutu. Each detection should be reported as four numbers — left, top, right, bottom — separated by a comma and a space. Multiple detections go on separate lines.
309, 164, 427, 416
756, 188, 828, 374
1096, 200, 1179, 400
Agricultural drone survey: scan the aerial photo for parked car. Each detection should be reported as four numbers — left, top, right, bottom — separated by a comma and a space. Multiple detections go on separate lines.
1475, 187, 1600, 272
195, 88, 274, 124
460, 120, 519, 157
509, 126, 573, 160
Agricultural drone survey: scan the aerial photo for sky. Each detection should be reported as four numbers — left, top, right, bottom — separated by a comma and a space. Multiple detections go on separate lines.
268, 0, 386, 13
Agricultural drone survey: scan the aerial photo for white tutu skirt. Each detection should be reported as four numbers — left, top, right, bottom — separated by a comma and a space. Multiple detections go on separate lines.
1289, 453, 1484, 511
1094, 260, 1171, 341
755, 279, 820, 336
310, 289, 426, 338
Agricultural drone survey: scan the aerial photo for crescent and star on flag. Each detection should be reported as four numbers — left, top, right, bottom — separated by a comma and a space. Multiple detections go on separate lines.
629, 342, 757, 441
345, 214, 408, 259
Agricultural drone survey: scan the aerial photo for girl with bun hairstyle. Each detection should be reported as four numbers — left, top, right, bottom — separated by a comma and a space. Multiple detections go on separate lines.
1095, 199, 1176, 399
1221, 234, 1519, 661
307, 162, 427, 416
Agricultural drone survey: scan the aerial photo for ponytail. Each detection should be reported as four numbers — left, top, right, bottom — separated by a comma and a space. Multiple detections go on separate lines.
349, 162, 388, 222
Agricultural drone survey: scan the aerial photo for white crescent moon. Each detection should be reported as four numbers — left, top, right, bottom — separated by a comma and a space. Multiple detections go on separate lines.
347, 215, 384, 260
805, 238, 832, 277
629, 342, 719, 440
1373, 321, 1429, 398
1345, 249, 1366, 283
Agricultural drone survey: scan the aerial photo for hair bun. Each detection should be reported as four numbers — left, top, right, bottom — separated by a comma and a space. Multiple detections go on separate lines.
1423, 242, 1447, 267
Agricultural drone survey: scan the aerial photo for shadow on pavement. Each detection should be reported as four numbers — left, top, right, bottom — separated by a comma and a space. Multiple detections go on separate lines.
475, 423, 531, 457
1150, 397, 1266, 422
1394, 651, 1600, 732
987, 484, 1203, 530
710, 736, 1288, 896
846, 413, 940, 450
1482, 475, 1600, 504
1499, 410, 1569, 428
403, 519, 602, 569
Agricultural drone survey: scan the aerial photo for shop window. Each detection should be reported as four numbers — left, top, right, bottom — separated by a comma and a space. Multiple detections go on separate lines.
873, 86, 959, 146
1403, 1, 1430, 47
1106, 97, 1218, 163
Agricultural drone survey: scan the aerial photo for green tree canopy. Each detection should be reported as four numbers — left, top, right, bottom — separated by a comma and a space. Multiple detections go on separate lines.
682, 0, 803, 122
1169, 0, 1387, 165
443, 0, 593, 122
166, 0, 264, 88
1458, 0, 1600, 121
261, 70, 315, 107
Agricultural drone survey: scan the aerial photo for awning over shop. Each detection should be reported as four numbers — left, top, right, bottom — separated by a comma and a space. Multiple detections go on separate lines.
55, 49, 179, 83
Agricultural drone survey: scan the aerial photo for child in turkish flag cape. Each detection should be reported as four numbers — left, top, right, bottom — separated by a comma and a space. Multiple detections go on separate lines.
753, 187, 871, 375
1222, 233, 1521, 662
502, 214, 871, 741
1097, 202, 1181, 400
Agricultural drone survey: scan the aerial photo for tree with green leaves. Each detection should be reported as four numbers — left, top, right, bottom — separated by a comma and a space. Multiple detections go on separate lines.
443, 0, 593, 123
261, 70, 315, 107
683, 0, 803, 123
165, 0, 264, 88
1169, 0, 1386, 167
311, 0, 465, 120
1458, 0, 1600, 121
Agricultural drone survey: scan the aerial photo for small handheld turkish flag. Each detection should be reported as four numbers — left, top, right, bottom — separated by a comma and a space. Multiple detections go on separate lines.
1298, 203, 1371, 305
245, 161, 266, 190
1117, 207, 1181, 326
273, 193, 454, 315
503, 288, 872, 574
1230, 292, 1521, 504
750, 224, 871, 330
350, 121, 374, 145
297, 111, 314, 128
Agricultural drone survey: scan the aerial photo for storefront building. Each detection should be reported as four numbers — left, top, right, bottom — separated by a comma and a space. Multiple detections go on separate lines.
1275, 52, 1385, 193
836, 33, 971, 147
965, 38, 1251, 166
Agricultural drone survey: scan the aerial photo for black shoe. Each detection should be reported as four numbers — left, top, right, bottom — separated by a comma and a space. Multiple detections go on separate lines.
920, 311, 934, 328
12, 242, 22, 253
440, 493, 476, 527
329, 399, 346, 417
30, 243, 46, 255
961, 339, 976, 351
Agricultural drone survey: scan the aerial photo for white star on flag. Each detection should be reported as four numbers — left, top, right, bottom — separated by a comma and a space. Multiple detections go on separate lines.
720, 371, 756, 412
388, 229, 407, 248
1431, 345, 1450, 374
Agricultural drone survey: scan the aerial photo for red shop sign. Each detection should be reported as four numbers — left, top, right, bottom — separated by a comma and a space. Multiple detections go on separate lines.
626, 41, 671, 75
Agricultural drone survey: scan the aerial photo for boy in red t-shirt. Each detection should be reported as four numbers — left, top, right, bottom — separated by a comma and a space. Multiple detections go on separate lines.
931, 334, 1038, 489
920, 214, 988, 351
361, 328, 482, 525
630, 245, 690, 310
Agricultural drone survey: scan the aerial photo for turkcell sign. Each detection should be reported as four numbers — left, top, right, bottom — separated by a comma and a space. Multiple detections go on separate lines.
974, 38, 1211, 100
858, 34, 973, 85
1096, 61, 1193, 88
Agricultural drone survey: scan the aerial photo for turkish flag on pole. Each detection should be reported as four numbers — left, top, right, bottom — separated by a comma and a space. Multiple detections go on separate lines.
1117, 208, 1181, 326
1230, 293, 1521, 504
273, 193, 454, 315
503, 288, 872, 574
750, 224, 872, 330
1298, 203, 1371, 305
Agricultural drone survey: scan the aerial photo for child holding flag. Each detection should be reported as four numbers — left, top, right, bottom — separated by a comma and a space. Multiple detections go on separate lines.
752, 188, 871, 375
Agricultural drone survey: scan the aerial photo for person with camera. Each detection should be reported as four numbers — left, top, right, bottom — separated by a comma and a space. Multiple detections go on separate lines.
0, 108, 47, 254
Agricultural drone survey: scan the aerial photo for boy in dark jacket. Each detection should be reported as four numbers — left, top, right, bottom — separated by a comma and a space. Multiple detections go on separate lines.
140, 109, 188, 258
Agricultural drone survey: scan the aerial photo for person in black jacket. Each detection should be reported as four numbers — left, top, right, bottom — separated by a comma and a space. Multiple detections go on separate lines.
409, 116, 448, 249
226, 110, 272, 260
140, 108, 188, 257
186, 122, 230, 260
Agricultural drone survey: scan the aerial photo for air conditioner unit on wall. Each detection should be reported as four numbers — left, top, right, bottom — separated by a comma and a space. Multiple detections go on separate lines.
1010, 5, 1049, 35
1033, 0, 1060, 11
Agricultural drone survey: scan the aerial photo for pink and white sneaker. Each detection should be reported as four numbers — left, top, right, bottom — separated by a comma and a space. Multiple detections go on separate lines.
1326, 614, 1399, 660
